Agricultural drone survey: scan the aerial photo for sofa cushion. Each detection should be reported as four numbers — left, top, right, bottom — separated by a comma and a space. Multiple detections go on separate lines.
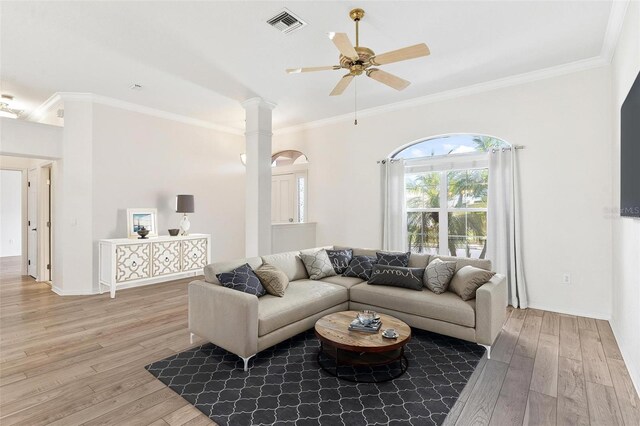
408, 253, 430, 269
319, 275, 364, 289
254, 262, 289, 297
217, 264, 266, 297
342, 255, 377, 280
258, 280, 348, 336
424, 258, 457, 294
261, 251, 308, 281
431, 255, 492, 272
204, 257, 263, 285
368, 265, 424, 291
376, 251, 411, 267
300, 249, 337, 280
326, 249, 353, 274
449, 266, 496, 301
350, 283, 476, 327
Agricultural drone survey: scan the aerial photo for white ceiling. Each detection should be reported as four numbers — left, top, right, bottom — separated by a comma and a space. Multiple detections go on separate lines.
1, 1, 615, 131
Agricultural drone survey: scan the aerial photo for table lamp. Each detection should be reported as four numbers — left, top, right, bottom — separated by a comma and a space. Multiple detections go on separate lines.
176, 194, 194, 236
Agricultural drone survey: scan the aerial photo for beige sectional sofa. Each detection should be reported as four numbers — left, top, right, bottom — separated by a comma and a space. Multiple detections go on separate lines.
188, 247, 507, 371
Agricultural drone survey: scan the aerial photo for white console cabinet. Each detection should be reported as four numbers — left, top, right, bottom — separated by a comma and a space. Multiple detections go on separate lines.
99, 234, 210, 298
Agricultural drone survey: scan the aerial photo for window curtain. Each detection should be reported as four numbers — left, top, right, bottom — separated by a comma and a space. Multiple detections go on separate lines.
487, 148, 528, 308
381, 159, 407, 251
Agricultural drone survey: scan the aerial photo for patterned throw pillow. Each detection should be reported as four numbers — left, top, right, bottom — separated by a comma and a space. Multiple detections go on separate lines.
217, 264, 266, 297
342, 256, 377, 281
368, 265, 424, 291
424, 258, 457, 294
300, 249, 337, 280
254, 262, 289, 297
326, 249, 353, 274
449, 265, 496, 301
376, 251, 411, 267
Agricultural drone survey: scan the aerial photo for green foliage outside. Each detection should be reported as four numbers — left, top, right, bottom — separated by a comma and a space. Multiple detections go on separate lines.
405, 136, 504, 258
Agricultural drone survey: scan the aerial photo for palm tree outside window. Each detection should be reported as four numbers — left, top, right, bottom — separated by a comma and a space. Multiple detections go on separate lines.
396, 135, 507, 258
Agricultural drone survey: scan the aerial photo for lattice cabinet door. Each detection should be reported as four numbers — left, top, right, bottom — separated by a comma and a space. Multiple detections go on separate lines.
116, 243, 151, 283
152, 241, 182, 276
182, 238, 208, 271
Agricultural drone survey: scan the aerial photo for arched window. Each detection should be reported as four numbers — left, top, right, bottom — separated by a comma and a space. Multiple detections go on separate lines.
394, 134, 510, 258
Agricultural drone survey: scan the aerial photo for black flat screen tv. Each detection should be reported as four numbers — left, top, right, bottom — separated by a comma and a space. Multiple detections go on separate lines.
621, 71, 640, 218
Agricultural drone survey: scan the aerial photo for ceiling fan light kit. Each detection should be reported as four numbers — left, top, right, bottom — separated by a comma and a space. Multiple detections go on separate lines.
286, 8, 430, 124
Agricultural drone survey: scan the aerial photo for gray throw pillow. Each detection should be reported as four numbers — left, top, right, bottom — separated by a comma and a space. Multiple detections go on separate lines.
368, 265, 424, 291
424, 258, 457, 294
254, 262, 289, 297
376, 251, 411, 267
217, 264, 266, 297
326, 249, 353, 274
449, 265, 496, 301
343, 256, 377, 280
300, 249, 337, 280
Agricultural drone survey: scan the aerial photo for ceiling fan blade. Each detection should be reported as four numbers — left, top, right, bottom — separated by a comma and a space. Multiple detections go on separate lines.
286, 66, 340, 74
330, 74, 354, 96
367, 69, 410, 91
371, 43, 430, 65
329, 32, 358, 60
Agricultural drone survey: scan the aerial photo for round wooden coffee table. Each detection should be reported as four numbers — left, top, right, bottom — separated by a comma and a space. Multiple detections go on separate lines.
314, 310, 411, 383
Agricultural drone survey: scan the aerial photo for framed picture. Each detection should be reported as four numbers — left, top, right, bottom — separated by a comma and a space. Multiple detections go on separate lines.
126, 208, 158, 238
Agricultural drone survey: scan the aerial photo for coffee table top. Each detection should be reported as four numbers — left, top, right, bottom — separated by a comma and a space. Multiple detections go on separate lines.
315, 311, 411, 353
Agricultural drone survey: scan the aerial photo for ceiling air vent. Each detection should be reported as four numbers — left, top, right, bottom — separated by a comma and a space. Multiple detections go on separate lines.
267, 8, 306, 34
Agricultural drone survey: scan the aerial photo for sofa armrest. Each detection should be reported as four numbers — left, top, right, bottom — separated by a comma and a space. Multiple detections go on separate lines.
188, 280, 259, 358
475, 274, 508, 346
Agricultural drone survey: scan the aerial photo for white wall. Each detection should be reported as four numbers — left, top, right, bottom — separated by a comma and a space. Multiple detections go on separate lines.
0, 170, 22, 256
0, 117, 63, 159
91, 104, 246, 291
274, 66, 613, 319
610, 0, 640, 394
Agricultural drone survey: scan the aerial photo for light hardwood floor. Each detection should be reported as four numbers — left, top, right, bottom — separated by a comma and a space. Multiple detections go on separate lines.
1, 256, 638, 425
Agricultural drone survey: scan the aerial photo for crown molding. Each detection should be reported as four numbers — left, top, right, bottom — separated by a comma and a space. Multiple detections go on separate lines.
241, 97, 277, 110
601, 0, 630, 63
274, 56, 608, 135
30, 93, 244, 135
27, 93, 63, 121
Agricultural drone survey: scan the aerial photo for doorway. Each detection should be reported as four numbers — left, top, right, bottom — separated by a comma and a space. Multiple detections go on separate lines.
0, 156, 55, 282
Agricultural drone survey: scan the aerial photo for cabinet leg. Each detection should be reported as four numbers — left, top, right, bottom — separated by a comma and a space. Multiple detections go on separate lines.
190, 333, 196, 344
110, 286, 116, 299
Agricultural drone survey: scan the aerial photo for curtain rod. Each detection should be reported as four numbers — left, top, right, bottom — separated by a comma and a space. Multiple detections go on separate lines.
377, 145, 526, 164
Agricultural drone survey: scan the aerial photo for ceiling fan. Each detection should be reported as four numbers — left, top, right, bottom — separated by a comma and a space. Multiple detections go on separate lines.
286, 8, 430, 96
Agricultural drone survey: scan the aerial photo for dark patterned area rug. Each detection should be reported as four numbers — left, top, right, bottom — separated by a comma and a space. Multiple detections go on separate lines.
145, 329, 484, 426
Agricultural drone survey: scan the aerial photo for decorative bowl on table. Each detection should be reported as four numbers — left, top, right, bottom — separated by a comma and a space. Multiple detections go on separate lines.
357, 310, 377, 326
168, 229, 180, 236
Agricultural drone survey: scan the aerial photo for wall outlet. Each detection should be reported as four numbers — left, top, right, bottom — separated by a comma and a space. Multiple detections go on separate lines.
562, 273, 571, 284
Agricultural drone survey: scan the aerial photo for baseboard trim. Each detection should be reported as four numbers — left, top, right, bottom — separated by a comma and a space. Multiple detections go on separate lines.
526, 301, 611, 321
51, 286, 98, 296
609, 317, 640, 397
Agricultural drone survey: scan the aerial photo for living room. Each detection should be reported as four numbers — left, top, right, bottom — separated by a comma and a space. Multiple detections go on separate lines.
0, 1, 638, 425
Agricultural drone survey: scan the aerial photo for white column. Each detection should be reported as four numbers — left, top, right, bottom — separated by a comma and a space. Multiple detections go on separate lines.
242, 97, 276, 257
54, 97, 94, 294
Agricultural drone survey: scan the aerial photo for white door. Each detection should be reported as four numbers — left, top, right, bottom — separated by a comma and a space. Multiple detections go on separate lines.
271, 173, 296, 223
27, 169, 38, 278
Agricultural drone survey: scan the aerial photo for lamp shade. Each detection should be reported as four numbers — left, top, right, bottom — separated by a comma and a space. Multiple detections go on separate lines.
176, 194, 195, 213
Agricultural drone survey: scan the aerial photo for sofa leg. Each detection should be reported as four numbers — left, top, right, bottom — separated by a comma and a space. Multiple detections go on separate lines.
479, 344, 491, 359
241, 355, 255, 372
190, 333, 196, 345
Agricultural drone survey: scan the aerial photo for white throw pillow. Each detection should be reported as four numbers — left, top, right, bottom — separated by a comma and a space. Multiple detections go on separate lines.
299, 249, 337, 280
